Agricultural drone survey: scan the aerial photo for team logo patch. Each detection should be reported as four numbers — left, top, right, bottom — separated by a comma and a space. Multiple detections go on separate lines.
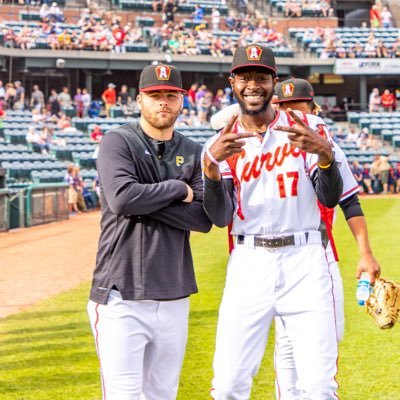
176, 155, 184, 166
316, 123, 329, 139
282, 83, 295, 98
155, 65, 171, 81
246, 45, 262, 61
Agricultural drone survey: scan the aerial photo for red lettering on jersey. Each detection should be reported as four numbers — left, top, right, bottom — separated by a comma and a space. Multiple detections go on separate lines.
241, 144, 301, 182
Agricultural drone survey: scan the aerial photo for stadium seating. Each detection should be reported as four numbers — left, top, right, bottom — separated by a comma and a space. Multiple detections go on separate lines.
289, 27, 400, 58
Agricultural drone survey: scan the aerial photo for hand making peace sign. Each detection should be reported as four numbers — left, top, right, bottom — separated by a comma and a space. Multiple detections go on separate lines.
275, 109, 333, 166
207, 114, 257, 163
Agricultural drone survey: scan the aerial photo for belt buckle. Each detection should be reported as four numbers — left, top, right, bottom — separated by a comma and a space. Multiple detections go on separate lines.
262, 237, 279, 252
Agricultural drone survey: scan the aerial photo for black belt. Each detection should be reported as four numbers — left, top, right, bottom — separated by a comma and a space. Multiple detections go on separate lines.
236, 234, 308, 249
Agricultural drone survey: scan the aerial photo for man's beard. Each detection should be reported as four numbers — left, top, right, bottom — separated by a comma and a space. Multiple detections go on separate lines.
234, 91, 274, 116
142, 109, 179, 129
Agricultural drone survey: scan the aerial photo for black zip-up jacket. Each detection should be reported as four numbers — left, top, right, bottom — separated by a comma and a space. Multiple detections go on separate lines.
90, 122, 212, 304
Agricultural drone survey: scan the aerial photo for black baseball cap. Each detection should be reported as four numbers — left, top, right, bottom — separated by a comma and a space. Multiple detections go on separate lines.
139, 64, 185, 92
230, 44, 277, 75
274, 78, 314, 103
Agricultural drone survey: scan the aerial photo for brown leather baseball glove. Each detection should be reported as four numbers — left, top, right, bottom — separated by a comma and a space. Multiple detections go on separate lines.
366, 277, 400, 330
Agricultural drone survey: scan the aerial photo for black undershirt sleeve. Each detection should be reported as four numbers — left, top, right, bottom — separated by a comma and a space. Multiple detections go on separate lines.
311, 160, 343, 208
339, 193, 364, 220
203, 176, 234, 228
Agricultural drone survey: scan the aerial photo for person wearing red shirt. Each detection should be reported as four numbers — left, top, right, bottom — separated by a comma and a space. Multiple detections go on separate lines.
112, 25, 126, 53
90, 125, 103, 143
187, 82, 198, 111
370, 5, 381, 28
381, 89, 396, 112
102, 83, 117, 117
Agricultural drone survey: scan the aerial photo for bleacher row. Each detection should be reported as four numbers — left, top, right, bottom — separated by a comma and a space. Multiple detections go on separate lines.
112, 0, 229, 15
347, 112, 400, 150
289, 27, 400, 58
267, 0, 331, 17
0, 110, 216, 186
1, 108, 399, 187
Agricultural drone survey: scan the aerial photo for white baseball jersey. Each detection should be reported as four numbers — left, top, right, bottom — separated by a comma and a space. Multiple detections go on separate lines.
204, 111, 343, 237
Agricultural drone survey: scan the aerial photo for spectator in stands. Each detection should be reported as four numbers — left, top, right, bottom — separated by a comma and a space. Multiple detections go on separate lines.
211, 7, 221, 31
366, 133, 379, 151
163, 0, 177, 24
369, 88, 380, 112
346, 127, 359, 143
0, 81, 5, 101
379, 155, 391, 194
74, 166, 88, 212
57, 113, 72, 130
197, 90, 213, 124
351, 161, 364, 193
90, 125, 103, 143
58, 86, 72, 110
362, 163, 374, 194
81, 88, 92, 117
48, 89, 61, 117
370, 4, 381, 28
102, 83, 116, 117
5, 82, 16, 110
381, 6, 393, 28
381, 89, 396, 112
65, 164, 80, 215
40, 3, 49, 21
26, 126, 50, 154
192, 4, 204, 23
370, 154, 382, 193
82, 180, 95, 210
48, 2, 65, 23
395, 163, 400, 193
376, 40, 388, 58
152, 0, 162, 12
117, 84, 131, 113
14, 81, 25, 111
285, 0, 302, 17
112, 24, 126, 53
74, 88, 84, 118
88, 99, 101, 118
187, 83, 198, 111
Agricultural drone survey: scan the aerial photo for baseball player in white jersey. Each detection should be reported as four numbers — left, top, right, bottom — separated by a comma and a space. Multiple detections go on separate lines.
208, 77, 381, 399
271, 78, 381, 399
203, 44, 344, 399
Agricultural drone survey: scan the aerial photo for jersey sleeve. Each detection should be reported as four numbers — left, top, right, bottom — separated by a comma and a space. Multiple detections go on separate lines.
202, 134, 232, 179
334, 143, 360, 201
304, 115, 345, 176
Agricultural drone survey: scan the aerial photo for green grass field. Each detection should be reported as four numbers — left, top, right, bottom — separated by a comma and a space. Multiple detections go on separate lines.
1, 198, 399, 399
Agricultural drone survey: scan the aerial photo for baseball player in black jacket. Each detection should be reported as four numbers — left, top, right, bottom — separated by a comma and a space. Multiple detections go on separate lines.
87, 64, 212, 400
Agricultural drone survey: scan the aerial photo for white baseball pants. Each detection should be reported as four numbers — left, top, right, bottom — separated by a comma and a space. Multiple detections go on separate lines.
88, 290, 189, 400
211, 235, 339, 400
274, 260, 344, 399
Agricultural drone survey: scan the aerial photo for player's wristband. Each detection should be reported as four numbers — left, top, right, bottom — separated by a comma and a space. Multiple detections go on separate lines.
206, 148, 220, 166
317, 153, 334, 169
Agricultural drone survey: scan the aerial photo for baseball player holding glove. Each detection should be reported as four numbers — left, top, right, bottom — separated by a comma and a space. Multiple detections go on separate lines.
203, 44, 343, 399
209, 77, 382, 398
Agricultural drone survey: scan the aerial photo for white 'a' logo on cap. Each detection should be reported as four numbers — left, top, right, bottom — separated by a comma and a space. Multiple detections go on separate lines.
155, 65, 171, 81
282, 83, 295, 97
246, 45, 262, 61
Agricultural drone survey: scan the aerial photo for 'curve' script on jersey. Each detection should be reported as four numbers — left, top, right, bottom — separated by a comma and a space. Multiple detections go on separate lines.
241, 144, 302, 182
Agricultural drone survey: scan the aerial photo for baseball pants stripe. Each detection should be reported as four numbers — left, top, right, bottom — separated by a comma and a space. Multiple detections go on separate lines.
211, 241, 338, 400
274, 260, 344, 399
88, 291, 189, 400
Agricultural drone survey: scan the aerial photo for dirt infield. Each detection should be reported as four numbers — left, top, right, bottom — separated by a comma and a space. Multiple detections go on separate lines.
0, 211, 101, 319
